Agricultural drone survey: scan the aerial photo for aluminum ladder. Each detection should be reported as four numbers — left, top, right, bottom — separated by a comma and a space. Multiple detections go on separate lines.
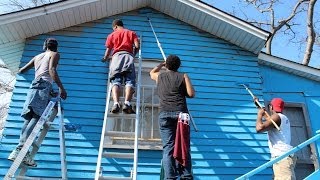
5, 97, 67, 180
95, 37, 142, 180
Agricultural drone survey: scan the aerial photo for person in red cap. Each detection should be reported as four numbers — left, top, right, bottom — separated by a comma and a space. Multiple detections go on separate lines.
255, 98, 297, 180
8, 38, 67, 167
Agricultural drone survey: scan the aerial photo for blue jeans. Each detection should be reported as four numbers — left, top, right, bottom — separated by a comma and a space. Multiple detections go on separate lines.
111, 71, 136, 88
159, 111, 193, 180
17, 117, 39, 149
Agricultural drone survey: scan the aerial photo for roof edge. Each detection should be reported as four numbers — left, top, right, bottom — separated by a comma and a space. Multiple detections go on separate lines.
258, 52, 320, 81
190, 0, 270, 40
0, 0, 99, 25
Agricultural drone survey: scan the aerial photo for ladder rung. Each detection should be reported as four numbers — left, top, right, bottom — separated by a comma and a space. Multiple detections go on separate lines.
46, 122, 60, 126
110, 97, 137, 102
31, 142, 40, 149
15, 175, 62, 180
105, 131, 135, 137
102, 152, 134, 159
108, 113, 136, 119
99, 176, 132, 180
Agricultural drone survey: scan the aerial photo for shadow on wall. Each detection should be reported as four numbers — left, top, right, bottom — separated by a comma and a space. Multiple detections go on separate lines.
188, 104, 271, 180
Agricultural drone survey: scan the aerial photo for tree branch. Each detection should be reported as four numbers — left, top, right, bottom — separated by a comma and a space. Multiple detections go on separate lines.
302, 0, 317, 65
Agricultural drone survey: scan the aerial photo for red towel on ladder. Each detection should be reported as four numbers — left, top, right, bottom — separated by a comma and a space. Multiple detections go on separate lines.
173, 112, 190, 167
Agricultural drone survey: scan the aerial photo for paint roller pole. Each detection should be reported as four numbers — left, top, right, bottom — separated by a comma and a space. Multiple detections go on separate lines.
240, 84, 280, 131
147, 18, 167, 61
148, 17, 198, 132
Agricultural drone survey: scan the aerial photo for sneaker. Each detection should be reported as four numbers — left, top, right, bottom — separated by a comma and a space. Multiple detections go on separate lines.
8, 148, 20, 161
123, 104, 135, 114
111, 104, 120, 113
23, 152, 37, 167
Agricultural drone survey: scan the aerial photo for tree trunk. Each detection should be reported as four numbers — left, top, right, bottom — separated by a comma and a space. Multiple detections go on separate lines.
302, 0, 317, 65
265, 35, 273, 54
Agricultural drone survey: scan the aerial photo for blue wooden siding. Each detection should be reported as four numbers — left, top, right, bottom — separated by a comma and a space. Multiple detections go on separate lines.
0, 40, 25, 72
1, 8, 271, 179
259, 65, 320, 156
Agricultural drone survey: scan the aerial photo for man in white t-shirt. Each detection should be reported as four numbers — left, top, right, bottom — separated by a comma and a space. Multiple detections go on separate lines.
255, 98, 297, 180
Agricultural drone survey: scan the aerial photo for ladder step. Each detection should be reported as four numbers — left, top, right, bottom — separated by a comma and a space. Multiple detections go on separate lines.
110, 97, 137, 102
99, 176, 132, 180
102, 152, 134, 159
105, 131, 135, 137
31, 142, 40, 149
15, 175, 62, 180
108, 113, 136, 119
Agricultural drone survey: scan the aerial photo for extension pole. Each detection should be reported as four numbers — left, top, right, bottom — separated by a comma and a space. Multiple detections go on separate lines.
241, 84, 280, 131
148, 17, 198, 132
147, 18, 167, 61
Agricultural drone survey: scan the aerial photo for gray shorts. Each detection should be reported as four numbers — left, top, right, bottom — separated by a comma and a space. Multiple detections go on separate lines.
110, 51, 136, 88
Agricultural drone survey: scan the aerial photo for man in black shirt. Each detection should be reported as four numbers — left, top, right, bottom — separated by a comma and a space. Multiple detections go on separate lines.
150, 55, 195, 180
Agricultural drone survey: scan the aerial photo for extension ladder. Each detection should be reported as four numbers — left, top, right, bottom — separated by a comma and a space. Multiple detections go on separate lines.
5, 96, 67, 180
95, 37, 142, 180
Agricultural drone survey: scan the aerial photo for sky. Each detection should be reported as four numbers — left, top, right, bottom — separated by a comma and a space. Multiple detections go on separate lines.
203, 0, 320, 68
0, 0, 319, 68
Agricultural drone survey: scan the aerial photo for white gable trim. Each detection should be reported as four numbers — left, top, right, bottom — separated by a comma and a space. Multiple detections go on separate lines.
258, 53, 320, 82
0, 0, 99, 25
0, 0, 269, 54
179, 0, 269, 40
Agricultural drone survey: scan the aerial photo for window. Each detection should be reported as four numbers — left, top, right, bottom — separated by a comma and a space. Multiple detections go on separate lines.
105, 61, 162, 150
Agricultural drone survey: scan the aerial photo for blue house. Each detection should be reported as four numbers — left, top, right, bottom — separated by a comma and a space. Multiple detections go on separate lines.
0, 0, 319, 179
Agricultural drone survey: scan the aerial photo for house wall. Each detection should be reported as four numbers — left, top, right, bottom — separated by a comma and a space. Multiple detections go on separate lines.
0, 39, 25, 73
259, 65, 320, 155
1, 8, 271, 179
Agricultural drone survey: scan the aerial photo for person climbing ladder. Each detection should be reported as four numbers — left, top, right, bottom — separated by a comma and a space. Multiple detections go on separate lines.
7, 38, 67, 167
102, 19, 140, 114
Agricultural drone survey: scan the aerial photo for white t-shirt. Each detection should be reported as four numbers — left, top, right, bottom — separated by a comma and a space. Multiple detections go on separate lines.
34, 52, 53, 84
267, 113, 293, 157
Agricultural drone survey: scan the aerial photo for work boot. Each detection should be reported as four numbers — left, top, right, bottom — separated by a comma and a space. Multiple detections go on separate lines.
8, 148, 20, 161
111, 104, 120, 113
123, 103, 135, 114
23, 152, 37, 167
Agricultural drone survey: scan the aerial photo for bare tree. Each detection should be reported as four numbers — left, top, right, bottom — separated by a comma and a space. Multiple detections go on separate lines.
0, 65, 15, 131
243, 0, 309, 54
241, 0, 320, 66
303, 0, 318, 65
0, 0, 61, 14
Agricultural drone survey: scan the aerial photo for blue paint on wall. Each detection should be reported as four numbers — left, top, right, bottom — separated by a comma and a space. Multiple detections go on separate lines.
1, 8, 273, 179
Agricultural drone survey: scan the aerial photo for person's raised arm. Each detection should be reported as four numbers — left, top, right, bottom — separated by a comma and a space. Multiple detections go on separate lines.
19, 57, 35, 74
102, 35, 113, 62
133, 38, 140, 57
184, 73, 195, 98
150, 62, 165, 82
102, 48, 112, 62
49, 52, 67, 100
256, 108, 281, 133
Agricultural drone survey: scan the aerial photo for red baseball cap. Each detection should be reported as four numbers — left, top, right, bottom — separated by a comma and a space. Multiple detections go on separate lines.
270, 98, 284, 112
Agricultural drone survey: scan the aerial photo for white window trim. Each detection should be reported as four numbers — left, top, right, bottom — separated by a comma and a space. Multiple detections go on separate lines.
105, 60, 163, 150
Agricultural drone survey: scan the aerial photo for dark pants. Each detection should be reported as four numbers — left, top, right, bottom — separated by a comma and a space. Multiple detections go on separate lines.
159, 111, 193, 180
